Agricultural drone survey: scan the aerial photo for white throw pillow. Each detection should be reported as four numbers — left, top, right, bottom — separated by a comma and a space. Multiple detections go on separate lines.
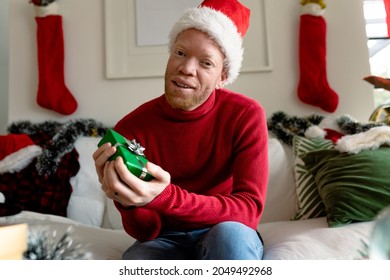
260, 137, 297, 223
68, 137, 106, 227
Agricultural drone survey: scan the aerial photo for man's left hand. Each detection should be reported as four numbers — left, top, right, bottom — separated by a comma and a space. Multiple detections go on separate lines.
103, 157, 171, 207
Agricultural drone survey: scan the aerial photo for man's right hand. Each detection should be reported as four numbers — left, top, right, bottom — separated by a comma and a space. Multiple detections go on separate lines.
92, 142, 116, 184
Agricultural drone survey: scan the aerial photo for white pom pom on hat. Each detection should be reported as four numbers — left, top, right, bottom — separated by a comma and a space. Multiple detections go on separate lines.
168, 0, 250, 85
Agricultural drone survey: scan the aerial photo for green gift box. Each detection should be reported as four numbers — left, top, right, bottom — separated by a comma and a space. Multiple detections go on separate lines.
98, 129, 154, 181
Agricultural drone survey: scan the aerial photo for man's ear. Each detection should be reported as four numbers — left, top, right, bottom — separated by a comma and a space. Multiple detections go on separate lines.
216, 71, 228, 89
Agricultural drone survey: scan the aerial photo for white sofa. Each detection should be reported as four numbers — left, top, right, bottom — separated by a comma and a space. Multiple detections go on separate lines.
0, 135, 376, 260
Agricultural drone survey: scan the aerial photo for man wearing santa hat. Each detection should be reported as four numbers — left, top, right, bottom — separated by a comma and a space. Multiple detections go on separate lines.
93, 0, 268, 260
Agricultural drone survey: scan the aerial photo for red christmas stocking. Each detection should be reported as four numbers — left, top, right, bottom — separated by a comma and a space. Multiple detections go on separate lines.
385, 0, 390, 37
297, 5, 338, 113
34, 3, 77, 115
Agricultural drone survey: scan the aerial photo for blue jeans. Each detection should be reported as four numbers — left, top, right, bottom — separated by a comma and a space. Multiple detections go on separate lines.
122, 221, 263, 260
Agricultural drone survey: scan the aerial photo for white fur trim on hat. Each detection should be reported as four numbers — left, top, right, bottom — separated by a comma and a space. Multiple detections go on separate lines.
168, 7, 243, 85
0, 145, 42, 174
335, 126, 390, 154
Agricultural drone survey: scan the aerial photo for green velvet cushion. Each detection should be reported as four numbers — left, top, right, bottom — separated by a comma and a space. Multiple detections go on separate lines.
302, 147, 390, 227
292, 136, 334, 220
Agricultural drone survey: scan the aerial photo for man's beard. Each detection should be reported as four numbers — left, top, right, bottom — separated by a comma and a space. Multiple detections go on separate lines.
164, 92, 203, 111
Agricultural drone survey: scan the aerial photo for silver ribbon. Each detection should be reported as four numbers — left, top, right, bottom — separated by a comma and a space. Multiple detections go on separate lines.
126, 139, 146, 156
126, 139, 148, 179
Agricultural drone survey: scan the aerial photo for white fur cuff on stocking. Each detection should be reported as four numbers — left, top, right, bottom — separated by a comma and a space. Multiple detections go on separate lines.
34, 1, 59, 17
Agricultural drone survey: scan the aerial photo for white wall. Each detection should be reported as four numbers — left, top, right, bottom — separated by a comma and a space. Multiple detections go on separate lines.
0, 0, 9, 133
6, 0, 373, 129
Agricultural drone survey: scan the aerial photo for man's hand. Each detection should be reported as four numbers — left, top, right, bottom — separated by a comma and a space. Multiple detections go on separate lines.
102, 155, 170, 207
92, 142, 116, 184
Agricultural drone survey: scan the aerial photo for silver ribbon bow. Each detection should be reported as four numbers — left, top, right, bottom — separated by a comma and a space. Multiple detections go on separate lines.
126, 139, 145, 156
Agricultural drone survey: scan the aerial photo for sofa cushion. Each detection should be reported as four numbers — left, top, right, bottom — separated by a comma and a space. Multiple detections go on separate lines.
291, 136, 334, 220
302, 147, 390, 227
68, 137, 106, 227
0, 211, 135, 260
259, 217, 374, 260
102, 197, 124, 230
261, 137, 296, 223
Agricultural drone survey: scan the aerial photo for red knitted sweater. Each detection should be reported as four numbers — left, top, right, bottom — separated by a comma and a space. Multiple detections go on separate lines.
114, 88, 269, 241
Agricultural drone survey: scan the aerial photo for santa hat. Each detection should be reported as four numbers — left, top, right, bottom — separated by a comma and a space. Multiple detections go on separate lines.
168, 0, 250, 85
0, 134, 42, 174
304, 115, 345, 143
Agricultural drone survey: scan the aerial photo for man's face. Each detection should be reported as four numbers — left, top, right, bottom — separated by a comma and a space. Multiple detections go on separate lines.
164, 28, 227, 111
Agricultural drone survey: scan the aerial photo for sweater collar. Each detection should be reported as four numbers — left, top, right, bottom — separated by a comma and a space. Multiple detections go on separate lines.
160, 91, 216, 121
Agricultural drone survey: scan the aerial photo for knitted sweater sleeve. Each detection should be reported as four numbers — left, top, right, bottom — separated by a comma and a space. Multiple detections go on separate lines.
115, 202, 162, 242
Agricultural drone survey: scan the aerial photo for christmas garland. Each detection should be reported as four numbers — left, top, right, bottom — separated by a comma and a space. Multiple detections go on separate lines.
267, 111, 386, 146
7, 118, 111, 176
267, 111, 324, 145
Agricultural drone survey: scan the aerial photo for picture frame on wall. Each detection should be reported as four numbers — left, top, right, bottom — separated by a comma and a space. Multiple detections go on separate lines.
104, 0, 272, 79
